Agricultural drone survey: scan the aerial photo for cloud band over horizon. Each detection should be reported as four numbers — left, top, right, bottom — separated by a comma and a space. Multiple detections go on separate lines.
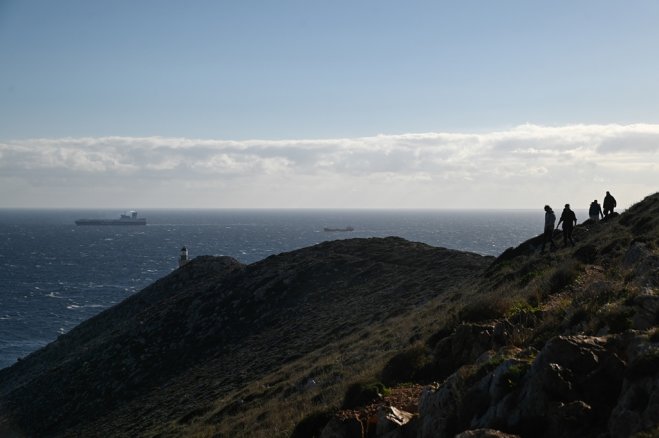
1, 123, 658, 209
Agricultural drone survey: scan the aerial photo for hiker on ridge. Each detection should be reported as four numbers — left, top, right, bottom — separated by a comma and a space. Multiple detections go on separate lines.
603, 191, 617, 217
557, 204, 577, 247
589, 199, 603, 222
542, 205, 557, 252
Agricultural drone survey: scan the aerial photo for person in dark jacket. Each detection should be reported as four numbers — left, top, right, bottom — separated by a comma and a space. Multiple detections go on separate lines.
603, 191, 617, 217
589, 200, 603, 221
557, 204, 577, 247
542, 205, 557, 252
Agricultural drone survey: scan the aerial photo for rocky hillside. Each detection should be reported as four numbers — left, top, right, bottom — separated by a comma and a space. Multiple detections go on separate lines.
2, 193, 658, 438
0, 237, 490, 437
304, 192, 659, 438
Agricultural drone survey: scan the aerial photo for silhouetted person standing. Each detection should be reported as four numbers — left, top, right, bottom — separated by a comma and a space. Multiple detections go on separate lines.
589, 199, 603, 221
557, 204, 577, 247
603, 191, 617, 217
542, 205, 557, 252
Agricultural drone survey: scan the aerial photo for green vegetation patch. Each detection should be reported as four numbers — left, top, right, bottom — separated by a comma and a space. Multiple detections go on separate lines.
500, 362, 531, 392
506, 300, 541, 319
459, 295, 512, 323
547, 261, 580, 294
599, 304, 634, 333
458, 350, 528, 388
381, 344, 434, 386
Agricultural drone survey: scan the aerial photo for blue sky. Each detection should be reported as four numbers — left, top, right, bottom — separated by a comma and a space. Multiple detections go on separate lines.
1, 1, 658, 208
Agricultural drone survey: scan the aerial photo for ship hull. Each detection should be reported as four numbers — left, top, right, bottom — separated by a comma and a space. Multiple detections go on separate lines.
323, 227, 354, 232
75, 219, 147, 226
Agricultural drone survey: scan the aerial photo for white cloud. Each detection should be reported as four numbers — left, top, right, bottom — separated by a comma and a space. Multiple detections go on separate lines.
0, 123, 657, 208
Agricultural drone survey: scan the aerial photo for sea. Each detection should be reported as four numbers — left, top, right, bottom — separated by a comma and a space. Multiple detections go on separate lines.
0, 208, 576, 370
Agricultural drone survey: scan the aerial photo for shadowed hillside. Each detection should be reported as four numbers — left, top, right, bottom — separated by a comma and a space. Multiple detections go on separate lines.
0, 237, 490, 437
296, 192, 659, 438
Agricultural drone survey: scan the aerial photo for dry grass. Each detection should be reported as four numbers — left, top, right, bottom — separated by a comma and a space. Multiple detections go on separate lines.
175, 289, 466, 438
171, 194, 659, 436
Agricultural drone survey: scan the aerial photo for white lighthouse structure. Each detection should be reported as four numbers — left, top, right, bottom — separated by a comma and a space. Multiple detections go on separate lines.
179, 246, 189, 267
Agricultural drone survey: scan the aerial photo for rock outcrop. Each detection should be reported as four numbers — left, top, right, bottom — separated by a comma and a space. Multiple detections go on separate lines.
418, 334, 628, 438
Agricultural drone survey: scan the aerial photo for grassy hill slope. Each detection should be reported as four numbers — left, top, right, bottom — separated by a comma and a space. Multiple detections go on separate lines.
0, 237, 491, 437
299, 192, 659, 438
2, 192, 657, 437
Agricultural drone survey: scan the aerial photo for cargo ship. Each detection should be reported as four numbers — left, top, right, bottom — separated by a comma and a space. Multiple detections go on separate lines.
75, 211, 147, 226
323, 226, 354, 232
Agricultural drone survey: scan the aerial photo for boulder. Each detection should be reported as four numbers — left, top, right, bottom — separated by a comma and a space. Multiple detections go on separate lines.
623, 242, 652, 266
631, 294, 659, 330
434, 322, 514, 379
418, 379, 461, 438
609, 336, 659, 438
511, 336, 624, 434
608, 373, 659, 438
547, 400, 594, 437
623, 242, 659, 287
375, 406, 414, 436
419, 336, 627, 438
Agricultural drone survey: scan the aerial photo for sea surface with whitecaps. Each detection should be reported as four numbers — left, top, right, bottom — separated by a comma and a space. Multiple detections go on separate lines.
0, 208, 586, 369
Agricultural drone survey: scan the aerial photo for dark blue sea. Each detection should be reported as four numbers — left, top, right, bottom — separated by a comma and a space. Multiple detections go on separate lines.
0, 208, 562, 370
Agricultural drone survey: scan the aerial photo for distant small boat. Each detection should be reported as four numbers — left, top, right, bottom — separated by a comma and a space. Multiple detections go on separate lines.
323, 226, 354, 232
75, 211, 147, 226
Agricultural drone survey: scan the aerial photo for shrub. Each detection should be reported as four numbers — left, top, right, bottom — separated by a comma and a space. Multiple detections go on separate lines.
601, 238, 630, 256
500, 363, 530, 392
526, 291, 542, 308
632, 216, 657, 236
459, 295, 512, 323
506, 300, 540, 318
461, 356, 512, 387
547, 262, 579, 294
341, 380, 388, 409
600, 304, 634, 333
568, 305, 588, 324
457, 364, 484, 386
626, 349, 659, 381
381, 345, 434, 386
290, 410, 334, 438
505, 300, 541, 331
574, 244, 598, 263
426, 323, 456, 348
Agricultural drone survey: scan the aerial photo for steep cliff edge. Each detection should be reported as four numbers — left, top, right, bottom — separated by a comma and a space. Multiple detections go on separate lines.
0, 237, 491, 437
